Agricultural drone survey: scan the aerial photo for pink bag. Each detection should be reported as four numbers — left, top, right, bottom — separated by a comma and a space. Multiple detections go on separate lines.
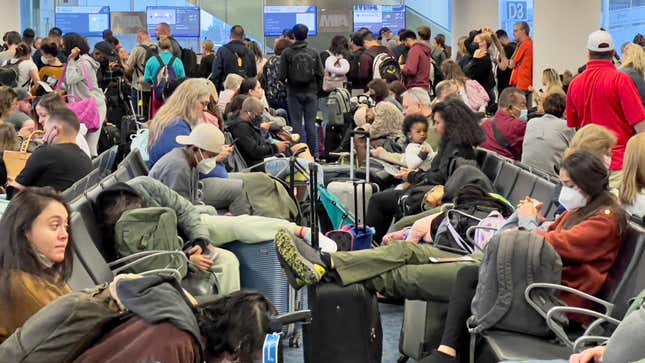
464, 79, 490, 112
56, 61, 101, 132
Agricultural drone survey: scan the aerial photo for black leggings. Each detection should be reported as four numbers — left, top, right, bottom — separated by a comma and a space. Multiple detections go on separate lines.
440, 265, 479, 350
365, 188, 404, 243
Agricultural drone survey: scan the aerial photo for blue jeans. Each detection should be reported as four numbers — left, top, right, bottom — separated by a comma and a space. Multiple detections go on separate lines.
287, 92, 319, 156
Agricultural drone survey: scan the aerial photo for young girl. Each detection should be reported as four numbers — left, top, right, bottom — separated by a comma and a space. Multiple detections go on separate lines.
401, 114, 435, 169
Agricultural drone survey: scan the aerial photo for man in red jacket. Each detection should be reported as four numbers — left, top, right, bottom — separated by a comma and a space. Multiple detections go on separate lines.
480, 87, 528, 160
400, 30, 431, 90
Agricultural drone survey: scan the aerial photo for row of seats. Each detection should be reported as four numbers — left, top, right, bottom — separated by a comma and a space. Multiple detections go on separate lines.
476, 148, 559, 219
471, 148, 645, 362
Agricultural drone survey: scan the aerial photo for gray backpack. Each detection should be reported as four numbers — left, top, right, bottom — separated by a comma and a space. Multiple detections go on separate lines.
0, 283, 127, 363
468, 230, 565, 337
327, 87, 351, 126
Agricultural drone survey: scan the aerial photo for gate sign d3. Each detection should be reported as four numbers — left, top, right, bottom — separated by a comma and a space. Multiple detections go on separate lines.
507, 1, 527, 21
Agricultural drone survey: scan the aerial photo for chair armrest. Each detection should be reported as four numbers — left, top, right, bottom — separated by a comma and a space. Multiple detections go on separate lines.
573, 336, 609, 353
546, 306, 620, 350
525, 283, 615, 316
110, 251, 188, 274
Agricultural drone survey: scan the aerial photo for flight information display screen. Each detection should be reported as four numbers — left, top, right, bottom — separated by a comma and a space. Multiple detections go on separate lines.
146, 6, 201, 38
353, 5, 406, 33
264, 6, 318, 37
55, 6, 110, 37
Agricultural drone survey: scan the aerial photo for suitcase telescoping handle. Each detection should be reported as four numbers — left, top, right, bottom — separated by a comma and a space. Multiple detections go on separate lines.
309, 162, 320, 249
349, 129, 370, 183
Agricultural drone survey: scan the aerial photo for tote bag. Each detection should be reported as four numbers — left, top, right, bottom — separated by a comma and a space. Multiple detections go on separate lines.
2, 130, 44, 179
56, 61, 101, 132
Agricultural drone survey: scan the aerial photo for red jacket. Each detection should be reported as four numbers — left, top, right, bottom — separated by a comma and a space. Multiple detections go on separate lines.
480, 111, 526, 160
537, 208, 623, 320
402, 42, 431, 90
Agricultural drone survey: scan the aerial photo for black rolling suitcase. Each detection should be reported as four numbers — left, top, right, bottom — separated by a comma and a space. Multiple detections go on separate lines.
303, 163, 383, 363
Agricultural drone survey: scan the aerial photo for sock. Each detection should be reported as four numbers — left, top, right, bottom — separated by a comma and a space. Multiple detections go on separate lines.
303, 231, 338, 253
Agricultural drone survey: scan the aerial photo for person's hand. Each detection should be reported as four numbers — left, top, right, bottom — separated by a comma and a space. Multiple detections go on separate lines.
260, 122, 272, 130
569, 346, 605, 363
371, 146, 385, 157
188, 245, 214, 271
509, 59, 516, 69
18, 121, 35, 138
5, 177, 24, 191
482, 27, 493, 33
396, 167, 412, 181
276, 141, 290, 153
517, 201, 539, 220
68, 47, 81, 61
215, 145, 234, 162
473, 49, 487, 58
109, 61, 121, 70
528, 85, 534, 92
424, 185, 445, 207
43, 125, 59, 143
420, 145, 430, 154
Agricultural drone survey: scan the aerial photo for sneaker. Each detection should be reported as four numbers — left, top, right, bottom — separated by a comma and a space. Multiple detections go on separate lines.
274, 229, 326, 289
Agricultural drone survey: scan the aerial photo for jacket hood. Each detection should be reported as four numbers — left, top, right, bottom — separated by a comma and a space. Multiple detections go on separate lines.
291, 41, 308, 50
415, 42, 432, 56
80, 54, 101, 70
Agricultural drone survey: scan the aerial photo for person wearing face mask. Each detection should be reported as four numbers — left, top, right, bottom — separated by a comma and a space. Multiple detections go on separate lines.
228, 97, 289, 169
148, 122, 246, 214
480, 87, 528, 161
0, 187, 73, 343
463, 31, 496, 104
5, 108, 91, 198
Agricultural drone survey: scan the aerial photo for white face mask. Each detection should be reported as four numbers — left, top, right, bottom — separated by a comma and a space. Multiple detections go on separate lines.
196, 150, 218, 174
558, 186, 588, 211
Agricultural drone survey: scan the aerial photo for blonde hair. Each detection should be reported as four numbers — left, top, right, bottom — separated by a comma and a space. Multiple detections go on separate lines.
542, 68, 563, 91
223, 73, 244, 91
0, 123, 19, 152
203, 40, 214, 54
564, 124, 617, 161
158, 38, 172, 51
620, 133, 645, 205
148, 78, 213, 147
440, 59, 469, 85
622, 43, 645, 77
477, 32, 493, 48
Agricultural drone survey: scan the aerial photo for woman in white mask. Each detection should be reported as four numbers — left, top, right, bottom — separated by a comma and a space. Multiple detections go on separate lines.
517, 151, 627, 313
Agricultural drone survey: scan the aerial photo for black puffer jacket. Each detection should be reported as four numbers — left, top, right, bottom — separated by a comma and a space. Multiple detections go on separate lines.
227, 117, 277, 168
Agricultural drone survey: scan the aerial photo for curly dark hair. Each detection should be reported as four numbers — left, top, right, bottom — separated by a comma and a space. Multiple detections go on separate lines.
62, 33, 90, 56
402, 114, 428, 136
197, 290, 278, 363
432, 98, 485, 147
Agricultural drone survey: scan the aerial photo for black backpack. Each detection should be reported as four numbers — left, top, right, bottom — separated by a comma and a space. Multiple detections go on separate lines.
223, 44, 248, 78
348, 48, 365, 88
0, 59, 24, 87
468, 230, 565, 339
180, 47, 198, 77
288, 48, 317, 86
264, 55, 287, 108
134, 44, 159, 76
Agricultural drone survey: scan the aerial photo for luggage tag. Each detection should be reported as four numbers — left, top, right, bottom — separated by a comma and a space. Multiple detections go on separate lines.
262, 332, 281, 363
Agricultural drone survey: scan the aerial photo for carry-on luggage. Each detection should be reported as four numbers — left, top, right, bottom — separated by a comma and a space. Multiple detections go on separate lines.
398, 299, 450, 362
326, 130, 379, 220
303, 163, 383, 363
225, 241, 303, 346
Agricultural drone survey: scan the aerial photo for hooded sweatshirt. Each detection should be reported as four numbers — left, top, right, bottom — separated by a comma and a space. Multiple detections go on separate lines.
402, 41, 432, 90
60, 54, 107, 123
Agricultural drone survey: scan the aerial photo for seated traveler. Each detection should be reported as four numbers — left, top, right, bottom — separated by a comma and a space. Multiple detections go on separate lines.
480, 87, 528, 160
366, 98, 485, 242
521, 92, 575, 177
0, 188, 73, 342
619, 133, 645, 218
6, 108, 91, 197
228, 97, 289, 168
218, 73, 244, 115
148, 122, 246, 214
34, 92, 91, 157
275, 152, 626, 362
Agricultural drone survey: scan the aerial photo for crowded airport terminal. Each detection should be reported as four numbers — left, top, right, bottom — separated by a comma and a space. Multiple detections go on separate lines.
0, 0, 644, 362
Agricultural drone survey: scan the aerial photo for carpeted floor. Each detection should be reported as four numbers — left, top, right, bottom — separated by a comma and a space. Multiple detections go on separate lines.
282, 302, 405, 362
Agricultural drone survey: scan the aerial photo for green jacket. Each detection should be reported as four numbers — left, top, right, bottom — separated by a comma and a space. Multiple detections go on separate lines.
127, 176, 210, 242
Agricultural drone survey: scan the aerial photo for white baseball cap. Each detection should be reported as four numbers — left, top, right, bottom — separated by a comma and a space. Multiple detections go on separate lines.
587, 30, 614, 52
176, 123, 225, 154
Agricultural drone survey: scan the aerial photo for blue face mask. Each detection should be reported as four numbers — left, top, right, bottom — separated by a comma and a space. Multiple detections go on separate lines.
519, 109, 528, 121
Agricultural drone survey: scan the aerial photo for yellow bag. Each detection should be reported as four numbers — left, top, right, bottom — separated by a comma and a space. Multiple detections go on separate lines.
3, 130, 44, 179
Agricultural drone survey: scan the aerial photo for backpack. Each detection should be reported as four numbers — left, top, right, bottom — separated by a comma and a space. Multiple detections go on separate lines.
463, 79, 490, 111
468, 210, 507, 252
326, 87, 351, 127
223, 44, 248, 77
152, 54, 178, 101
180, 47, 198, 77
135, 44, 159, 76
323, 52, 350, 92
263, 55, 287, 108
97, 122, 120, 155
0, 59, 24, 87
348, 48, 365, 87
368, 50, 401, 82
114, 207, 187, 277
0, 283, 128, 363
129, 128, 150, 162
468, 230, 565, 338
288, 48, 317, 86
